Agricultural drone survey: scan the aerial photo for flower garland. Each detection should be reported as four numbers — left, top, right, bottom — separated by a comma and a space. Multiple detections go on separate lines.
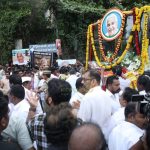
85, 25, 90, 70
133, 8, 140, 55
90, 23, 135, 69
97, 14, 126, 62
137, 13, 149, 75
85, 6, 150, 71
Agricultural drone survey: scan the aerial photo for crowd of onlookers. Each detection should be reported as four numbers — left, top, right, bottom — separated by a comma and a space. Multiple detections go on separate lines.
0, 63, 150, 150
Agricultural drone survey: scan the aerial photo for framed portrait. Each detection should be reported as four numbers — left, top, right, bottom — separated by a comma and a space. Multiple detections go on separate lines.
12, 49, 30, 65
101, 9, 123, 41
33, 51, 52, 68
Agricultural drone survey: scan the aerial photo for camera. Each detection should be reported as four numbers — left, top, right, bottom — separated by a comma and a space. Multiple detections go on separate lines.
131, 94, 150, 119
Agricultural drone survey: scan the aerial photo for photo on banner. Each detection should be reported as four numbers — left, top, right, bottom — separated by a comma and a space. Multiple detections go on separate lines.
12, 49, 29, 65
33, 51, 52, 68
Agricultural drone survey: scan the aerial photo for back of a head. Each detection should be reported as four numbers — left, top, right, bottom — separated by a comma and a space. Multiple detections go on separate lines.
137, 75, 150, 90
9, 74, 22, 86
124, 102, 137, 119
68, 122, 107, 150
0, 96, 9, 130
76, 77, 84, 91
44, 103, 77, 146
112, 65, 122, 76
10, 85, 25, 100
122, 87, 139, 103
48, 79, 72, 105
88, 69, 101, 84
69, 68, 76, 75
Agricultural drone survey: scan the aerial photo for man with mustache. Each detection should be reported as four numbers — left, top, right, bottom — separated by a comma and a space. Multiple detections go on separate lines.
105, 75, 121, 114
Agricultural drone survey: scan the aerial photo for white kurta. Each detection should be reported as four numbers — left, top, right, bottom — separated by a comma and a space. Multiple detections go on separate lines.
105, 89, 121, 114
119, 77, 131, 91
103, 107, 125, 142
78, 86, 112, 132
66, 74, 78, 96
108, 121, 144, 150
69, 91, 84, 105
3, 99, 33, 150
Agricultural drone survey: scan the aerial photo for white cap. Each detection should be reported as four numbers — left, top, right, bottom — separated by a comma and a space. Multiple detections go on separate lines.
22, 77, 31, 83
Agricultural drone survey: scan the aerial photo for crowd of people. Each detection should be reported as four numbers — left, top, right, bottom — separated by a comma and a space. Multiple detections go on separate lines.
0, 63, 150, 150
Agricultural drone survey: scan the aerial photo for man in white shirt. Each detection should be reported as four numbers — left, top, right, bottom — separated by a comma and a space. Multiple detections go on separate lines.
69, 77, 86, 106
104, 87, 139, 142
2, 85, 34, 150
66, 68, 78, 96
108, 102, 147, 150
105, 75, 121, 114
78, 69, 112, 133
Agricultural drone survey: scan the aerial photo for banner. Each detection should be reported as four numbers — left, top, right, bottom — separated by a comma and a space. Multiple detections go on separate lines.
57, 59, 76, 67
33, 51, 52, 68
12, 49, 29, 65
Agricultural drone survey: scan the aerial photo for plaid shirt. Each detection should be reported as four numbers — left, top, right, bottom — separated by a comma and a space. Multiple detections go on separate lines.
27, 113, 49, 150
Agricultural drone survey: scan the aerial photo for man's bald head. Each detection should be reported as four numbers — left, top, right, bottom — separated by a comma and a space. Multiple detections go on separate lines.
68, 123, 106, 150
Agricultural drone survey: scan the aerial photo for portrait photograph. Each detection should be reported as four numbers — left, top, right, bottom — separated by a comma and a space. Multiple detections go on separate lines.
12, 49, 29, 65
101, 9, 123, 41
33, 51, 52, 68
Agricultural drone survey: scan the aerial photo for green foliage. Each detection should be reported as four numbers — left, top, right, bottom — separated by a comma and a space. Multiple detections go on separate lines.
0, 0, 149, 64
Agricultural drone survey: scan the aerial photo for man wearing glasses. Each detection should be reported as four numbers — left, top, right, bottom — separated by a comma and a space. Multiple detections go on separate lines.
77, 69, 112, 134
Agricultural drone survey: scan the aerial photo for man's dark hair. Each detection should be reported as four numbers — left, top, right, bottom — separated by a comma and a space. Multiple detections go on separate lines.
47, 79, 72, 105
122, 87, 139, 103
124, 102, 137, 119
76, 77, 84, 90
106, 75, 119, 87
9, 74, 22, 85
44, 102, 77, 146
88, 69, 101, 84
43, 74, 51, 78
59, 66, 69, 74
112, 65, 122, 76
69, 68, 76, 75
68, 122, 107, 150
10, 85, 25, 100
137, 75, 150, 90
0, 97, 9, 120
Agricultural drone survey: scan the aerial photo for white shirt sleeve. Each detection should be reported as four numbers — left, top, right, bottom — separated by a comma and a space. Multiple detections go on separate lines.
77, 96, 92, 122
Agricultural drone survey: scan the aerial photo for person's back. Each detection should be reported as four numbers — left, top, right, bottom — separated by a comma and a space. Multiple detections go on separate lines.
108, 103, 146, 150
0, 96, 20, 150
2, 85, 33, 150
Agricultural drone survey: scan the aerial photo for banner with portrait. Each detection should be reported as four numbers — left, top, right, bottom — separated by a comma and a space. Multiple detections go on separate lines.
29, 44, 57, 67
12, 49, 29, 65
33, 51, 52, 68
